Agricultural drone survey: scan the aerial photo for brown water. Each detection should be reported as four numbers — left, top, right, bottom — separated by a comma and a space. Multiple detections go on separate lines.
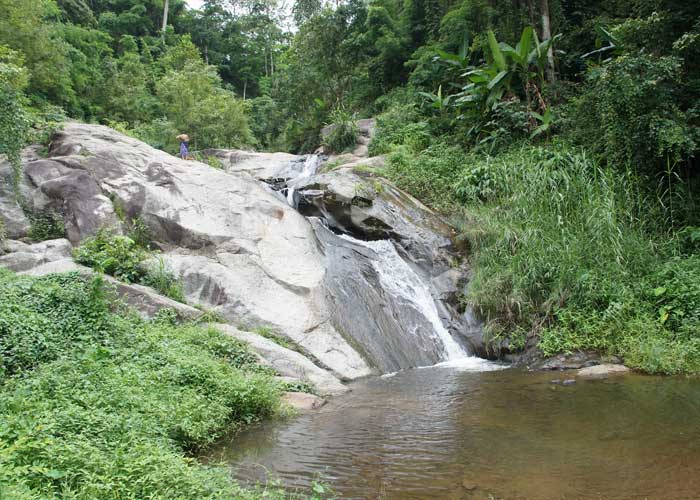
205, 366, 700, 499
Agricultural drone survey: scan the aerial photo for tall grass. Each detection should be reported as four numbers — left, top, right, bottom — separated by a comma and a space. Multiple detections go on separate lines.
386, 141, 700, 373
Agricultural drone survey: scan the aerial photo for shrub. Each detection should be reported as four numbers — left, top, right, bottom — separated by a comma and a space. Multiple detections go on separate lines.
141, 257, 185, 303
0, 269, 284, 499
127, 216, 153, 249
27, 210, 65, 241
572, 53, 698, 174
322, 109, 359, 153
74, 228, 146, 283
386, 142, 467, 210
368, 103, 426, 156
0, 271, 113, 378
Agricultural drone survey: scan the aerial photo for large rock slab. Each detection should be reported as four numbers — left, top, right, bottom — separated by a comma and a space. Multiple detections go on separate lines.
0, 159, 30, 239
104, 278, 203, 321
20, 123, 370, 379
0, 239, 73, 272
200, 149, 299, 179
18, 258, 88, 276
213, 324, 348, 396
167, 254, 371, 381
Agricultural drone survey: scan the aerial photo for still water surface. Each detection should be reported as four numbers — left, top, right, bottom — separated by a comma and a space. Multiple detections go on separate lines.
206, 366, 700, 499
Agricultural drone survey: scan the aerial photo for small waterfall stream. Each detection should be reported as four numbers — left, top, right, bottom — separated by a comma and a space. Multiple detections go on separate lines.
339, 234, 468, 362
262, 154, 490, 372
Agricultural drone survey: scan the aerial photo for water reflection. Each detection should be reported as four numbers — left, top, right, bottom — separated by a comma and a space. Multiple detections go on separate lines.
204, 367, 700, 499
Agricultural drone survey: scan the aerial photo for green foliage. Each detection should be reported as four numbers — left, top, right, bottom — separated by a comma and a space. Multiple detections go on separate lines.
126, 215, 153, 249
156, 56, 254, 151
192, 152, 224, 170
252, 326, 300, 353
448, 145, 700, 374
386, 142, 467, 210
283, 380, 317, 395
0, 271, 112, 378
572, 52, 697, 172
74, 228, 146, 283
0, 47, 31, 187
0, 269, 285, 499
27, 210, 65, 241
141, 257, 185, 303
322, 109, 359, 153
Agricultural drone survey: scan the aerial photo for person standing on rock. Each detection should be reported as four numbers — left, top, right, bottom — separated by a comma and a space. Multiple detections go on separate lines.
176, 133, 190, 160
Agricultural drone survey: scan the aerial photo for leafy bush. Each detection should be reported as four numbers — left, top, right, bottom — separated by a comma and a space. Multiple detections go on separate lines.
368, 103, 425, 156
0, 269, 284, 499
127, 216, 153, 250
386, 142, 467, 210
74, 229, 146, 283
141, 258, 185, 303
0, 271, 112, 378
0, 82, 30, 189
572, 53, 698, 173
322, 109, 359, 153
27, 210, 65, 241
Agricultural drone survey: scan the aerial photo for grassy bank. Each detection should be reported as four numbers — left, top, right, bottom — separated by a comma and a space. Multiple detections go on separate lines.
0, 269, 310, 499
378, 134, 700, 374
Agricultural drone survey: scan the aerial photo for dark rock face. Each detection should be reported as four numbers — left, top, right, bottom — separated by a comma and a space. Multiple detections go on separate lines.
312, 221, 449, 372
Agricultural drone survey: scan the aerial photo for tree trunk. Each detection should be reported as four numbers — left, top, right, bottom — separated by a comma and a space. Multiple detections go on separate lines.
540, 0, 555, 82
243, 80, 247, 100
162, 0, 170, 37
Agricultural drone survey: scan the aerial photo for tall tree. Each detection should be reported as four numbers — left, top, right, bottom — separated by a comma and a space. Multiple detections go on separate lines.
540, 0, 555, 81
162, 0, 170, 37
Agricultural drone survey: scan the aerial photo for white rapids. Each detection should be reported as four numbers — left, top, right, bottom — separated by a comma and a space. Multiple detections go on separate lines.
340, 235, 469, 362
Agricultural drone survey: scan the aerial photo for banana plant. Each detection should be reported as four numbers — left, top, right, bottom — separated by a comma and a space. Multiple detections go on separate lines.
530, 107, 554, 139
418, 85, 453, 112
435, 34, 474, 71
582, 25, 623, 60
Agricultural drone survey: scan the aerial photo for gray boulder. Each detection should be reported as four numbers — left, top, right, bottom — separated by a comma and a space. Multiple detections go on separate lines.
212, 324, 348, 396
0, 239, 73, 272
200, 149, 299, 179
577, 364, 630, 379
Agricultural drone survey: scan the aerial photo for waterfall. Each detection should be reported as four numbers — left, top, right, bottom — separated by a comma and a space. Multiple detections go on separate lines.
285, 155, 321, 208
340, 234, 468, 362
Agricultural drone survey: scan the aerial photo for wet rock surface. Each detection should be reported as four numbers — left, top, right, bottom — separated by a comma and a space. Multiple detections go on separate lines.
212, 324, 348, 396
281, 392, 326, 411
577, 364, 630, 379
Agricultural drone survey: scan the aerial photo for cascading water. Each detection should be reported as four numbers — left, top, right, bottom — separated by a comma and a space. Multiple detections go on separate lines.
285, 155, 321, 208
261, 155, 499, 372
340, 235, 467, 361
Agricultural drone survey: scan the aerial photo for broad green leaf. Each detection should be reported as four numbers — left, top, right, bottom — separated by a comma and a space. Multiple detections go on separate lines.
487, 70, 509, 90
487, 31, 507, 71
